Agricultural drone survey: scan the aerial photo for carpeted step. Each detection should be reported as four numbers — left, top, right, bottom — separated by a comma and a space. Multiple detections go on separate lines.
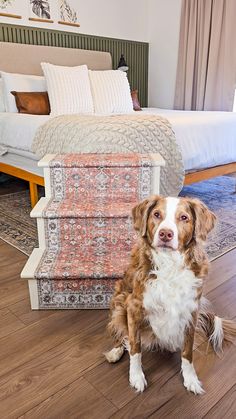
31, 197, 136, 253
36, 278, 116, 309
39, 153, 164, 168
21, 249, 116, 309
39, 153, 164, 201
22, 246, 129, 280
42, 215, 136, 254
31, 197, 135, 219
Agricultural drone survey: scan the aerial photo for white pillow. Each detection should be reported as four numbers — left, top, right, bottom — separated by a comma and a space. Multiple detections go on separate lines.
0, 71, 46, 113
0, 79, 6, 112
41, 62, 94, 116
89, 70, 134, 115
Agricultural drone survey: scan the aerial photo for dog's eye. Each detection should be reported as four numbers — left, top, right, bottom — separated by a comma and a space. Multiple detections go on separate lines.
180, 214, 188, 221
154, 211, 161, 219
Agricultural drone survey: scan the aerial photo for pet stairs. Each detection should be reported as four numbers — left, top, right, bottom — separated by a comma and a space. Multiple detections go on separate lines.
21, 153, 165, 309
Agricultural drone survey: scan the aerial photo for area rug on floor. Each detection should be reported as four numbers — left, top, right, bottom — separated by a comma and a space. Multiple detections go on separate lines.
180, 176, 236, 260
0, 176, 235, 260
0, 190, 38, 255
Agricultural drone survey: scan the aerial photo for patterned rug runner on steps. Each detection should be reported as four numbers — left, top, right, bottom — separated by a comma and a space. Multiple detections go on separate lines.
21, 153, 164, 309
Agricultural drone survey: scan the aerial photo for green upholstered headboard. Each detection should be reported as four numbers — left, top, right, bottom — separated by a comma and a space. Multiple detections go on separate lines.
0, 23, 149, 106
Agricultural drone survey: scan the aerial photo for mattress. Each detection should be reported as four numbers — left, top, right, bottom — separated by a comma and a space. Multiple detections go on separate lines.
0, 110, 236, 172
142, 108, 236, 171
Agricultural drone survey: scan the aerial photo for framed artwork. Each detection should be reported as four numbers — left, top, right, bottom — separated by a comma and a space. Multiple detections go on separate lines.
58, 0, 80, 28
29, 0, 54, 23
0, 0, 22, 19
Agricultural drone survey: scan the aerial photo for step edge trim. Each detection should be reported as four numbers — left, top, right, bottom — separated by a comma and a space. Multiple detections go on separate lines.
21, 248, 44, 279
30, 197, 51, 218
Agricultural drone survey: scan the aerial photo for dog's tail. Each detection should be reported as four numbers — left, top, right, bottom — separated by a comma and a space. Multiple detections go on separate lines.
198, 299, 236, 354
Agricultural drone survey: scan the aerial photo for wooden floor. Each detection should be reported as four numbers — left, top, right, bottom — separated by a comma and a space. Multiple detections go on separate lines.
0, 240, 235, 418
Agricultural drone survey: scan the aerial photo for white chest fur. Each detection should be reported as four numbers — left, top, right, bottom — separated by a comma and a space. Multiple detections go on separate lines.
143, 250, 202, 352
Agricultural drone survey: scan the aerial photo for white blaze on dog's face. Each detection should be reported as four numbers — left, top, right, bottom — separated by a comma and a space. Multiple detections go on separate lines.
153, 197, 180, 250
132, 195, 216, 252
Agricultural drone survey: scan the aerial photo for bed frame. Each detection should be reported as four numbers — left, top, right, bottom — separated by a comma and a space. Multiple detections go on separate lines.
184, 162, 236, 185
0, 42, 235, 206
0, 161, 44, 207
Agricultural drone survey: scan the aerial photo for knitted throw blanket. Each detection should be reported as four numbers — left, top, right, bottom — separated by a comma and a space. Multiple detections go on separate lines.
32, 113, 184, 195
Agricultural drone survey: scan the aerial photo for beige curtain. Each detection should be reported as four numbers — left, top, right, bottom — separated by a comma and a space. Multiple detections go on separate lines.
174, 0, 236, 111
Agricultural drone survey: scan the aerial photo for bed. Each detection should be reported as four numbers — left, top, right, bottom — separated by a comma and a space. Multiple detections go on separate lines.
0, 42, 236, 206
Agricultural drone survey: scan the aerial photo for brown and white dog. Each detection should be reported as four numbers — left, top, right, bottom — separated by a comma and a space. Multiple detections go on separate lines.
105, 195, 236, 394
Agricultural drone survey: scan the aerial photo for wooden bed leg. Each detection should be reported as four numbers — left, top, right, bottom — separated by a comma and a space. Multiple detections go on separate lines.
29, 182, 38, 208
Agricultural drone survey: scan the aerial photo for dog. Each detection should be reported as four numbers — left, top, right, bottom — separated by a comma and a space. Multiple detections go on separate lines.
105, 195, 236, 394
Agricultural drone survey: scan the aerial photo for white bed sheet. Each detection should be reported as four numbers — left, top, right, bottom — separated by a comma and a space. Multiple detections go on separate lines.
0, 110, 236, 172
143, 108, 236, 171
0, 112, 50, 154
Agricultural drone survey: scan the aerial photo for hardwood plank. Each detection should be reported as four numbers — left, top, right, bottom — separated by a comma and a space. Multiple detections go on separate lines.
0, 274, 28, 309
18, 377, 116, 419
85, 350, 179, 409
204, 384, 236, 419
109, 341, 236, 419
8, 298, 57, 326
0, 241, 54, 323
0, 245, 27, 279
205, 248, 236, 294
149, 345, 236, 419
206, 275, 236, 319
0, 320, 110, 418
0, 309, 107, 378
0, 307, 25, 339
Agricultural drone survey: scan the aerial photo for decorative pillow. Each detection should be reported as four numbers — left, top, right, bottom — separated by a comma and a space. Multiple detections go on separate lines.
131, 90, 142, 111
41, 62, 94, 116
11, 91, 50, 115
0, 71, 46, 113
89, 70, 134, 114
0, 79, 6, 112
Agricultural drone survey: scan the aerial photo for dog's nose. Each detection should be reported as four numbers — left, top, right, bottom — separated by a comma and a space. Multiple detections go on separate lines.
159, 229, 174, 242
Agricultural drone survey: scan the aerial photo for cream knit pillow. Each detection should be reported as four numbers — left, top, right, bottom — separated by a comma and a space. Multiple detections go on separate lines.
89, 70, 134, 115
41, 63, 94, 116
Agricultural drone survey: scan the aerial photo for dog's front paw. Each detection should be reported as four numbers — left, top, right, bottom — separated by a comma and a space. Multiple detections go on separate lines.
181, 358, 205, 395
129, 370, 147, 392
183, 375, 205, 395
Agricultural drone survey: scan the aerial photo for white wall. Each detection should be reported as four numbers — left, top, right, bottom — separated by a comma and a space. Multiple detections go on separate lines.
77, 0, 148, 41
148, 0, 182, 108
0, 0, 148, 42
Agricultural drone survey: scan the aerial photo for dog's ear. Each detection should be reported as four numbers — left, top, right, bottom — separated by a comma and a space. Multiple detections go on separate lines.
187, 198, 216, 242
132, 195, 160, 237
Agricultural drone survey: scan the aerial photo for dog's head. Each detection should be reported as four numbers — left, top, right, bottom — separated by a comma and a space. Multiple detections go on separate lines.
132, 195, 216, 251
